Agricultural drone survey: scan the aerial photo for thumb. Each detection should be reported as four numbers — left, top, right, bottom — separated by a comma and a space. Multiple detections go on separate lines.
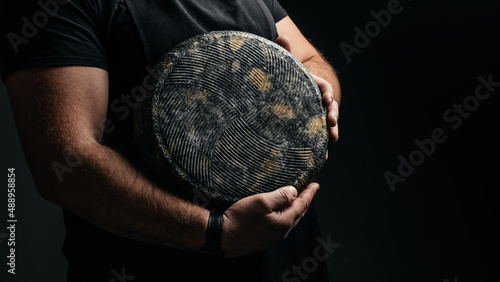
264, 186, 298, 211
276, 35, 292, 53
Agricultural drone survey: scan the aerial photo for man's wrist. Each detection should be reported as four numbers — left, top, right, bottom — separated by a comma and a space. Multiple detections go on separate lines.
200, 212, 224, 256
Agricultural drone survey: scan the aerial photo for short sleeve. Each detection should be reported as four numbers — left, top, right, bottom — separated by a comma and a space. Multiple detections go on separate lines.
262, 0, 288, 23
0, 0, 109, 82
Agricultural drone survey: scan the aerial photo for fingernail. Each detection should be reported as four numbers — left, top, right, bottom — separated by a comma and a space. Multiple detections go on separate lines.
287, 186, 298, 199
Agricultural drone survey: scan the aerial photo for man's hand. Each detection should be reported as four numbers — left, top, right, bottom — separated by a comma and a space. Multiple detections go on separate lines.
275, 35, 340, 143
6, 66, 322, 257
276, 17, 341, 143
222, 182, 320, 257
313, 74, 340, 143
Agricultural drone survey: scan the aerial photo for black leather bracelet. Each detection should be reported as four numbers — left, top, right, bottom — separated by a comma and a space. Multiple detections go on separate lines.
201, 212, 224, 256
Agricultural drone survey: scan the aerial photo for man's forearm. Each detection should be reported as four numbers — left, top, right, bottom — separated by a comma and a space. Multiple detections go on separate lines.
302, 54, 341, 105
275, 16, 341, 105
45, 141, 209, 252
7, 66, 322, 259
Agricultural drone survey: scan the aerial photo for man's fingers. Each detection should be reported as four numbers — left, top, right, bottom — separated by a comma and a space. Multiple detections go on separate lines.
296, 182, 319, 211
285, 182, 319, 222
330, 123, 339, 143
312, 75, 337, 113
312, 74, 340, 142
327, 101, 339, 142
315, 76, 334, 105
327, 100, 339, 126
276, 35, 292, 53
263, 186, 298, 212
312, 75, 334, 105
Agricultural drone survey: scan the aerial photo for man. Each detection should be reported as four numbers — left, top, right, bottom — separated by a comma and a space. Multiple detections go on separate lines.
1, 0, 340, 280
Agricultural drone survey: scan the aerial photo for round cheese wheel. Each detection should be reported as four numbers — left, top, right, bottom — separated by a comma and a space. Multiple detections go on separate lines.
134, 31, 328, 212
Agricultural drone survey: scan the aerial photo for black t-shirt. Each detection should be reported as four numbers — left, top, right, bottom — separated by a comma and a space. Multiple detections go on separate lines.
1, 1, 328, 281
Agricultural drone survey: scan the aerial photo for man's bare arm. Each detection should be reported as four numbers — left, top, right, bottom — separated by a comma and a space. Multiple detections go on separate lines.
276, 16, 341, 142
6, 66, 210, 251
5, 66, 318, 257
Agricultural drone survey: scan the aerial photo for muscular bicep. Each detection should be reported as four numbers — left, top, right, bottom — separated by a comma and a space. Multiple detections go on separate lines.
5, 66, 109, 191
6, 66, 109, 143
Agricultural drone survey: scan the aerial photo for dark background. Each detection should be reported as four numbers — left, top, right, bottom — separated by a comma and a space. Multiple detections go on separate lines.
1, 0, 499, 281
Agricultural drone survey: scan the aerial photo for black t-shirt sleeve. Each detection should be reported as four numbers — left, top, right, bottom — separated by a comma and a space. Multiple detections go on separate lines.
0, 0, 108, 82
264, 0, 288, 22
